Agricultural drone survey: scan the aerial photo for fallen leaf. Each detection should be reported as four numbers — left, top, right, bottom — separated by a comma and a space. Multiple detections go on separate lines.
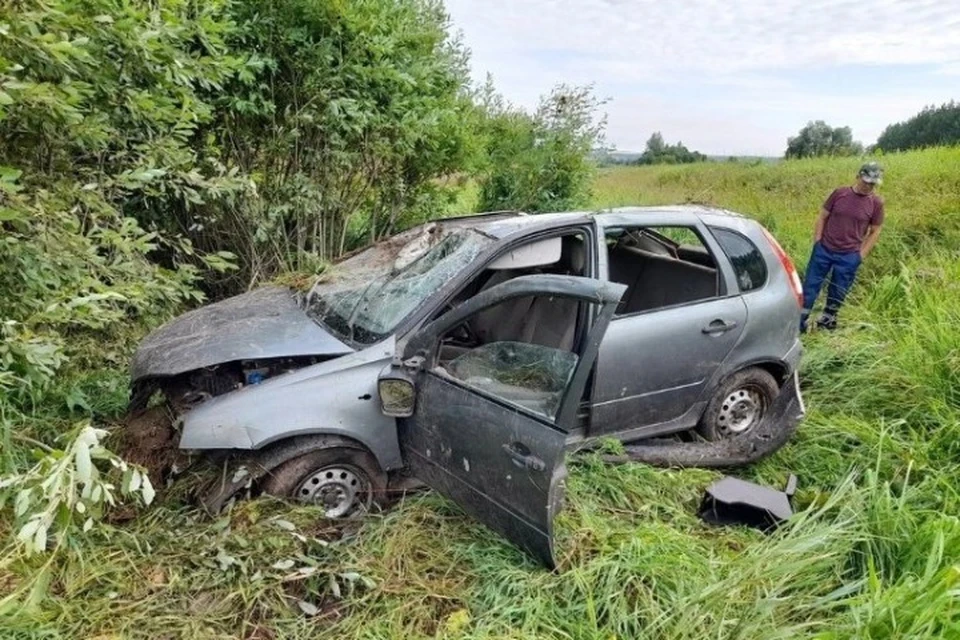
297, 600, 319, 617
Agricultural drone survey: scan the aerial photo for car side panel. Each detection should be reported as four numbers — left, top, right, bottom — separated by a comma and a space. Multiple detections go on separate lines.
179, 337, 404, 471
702, 218, 802, 389
591, 296, 748, 433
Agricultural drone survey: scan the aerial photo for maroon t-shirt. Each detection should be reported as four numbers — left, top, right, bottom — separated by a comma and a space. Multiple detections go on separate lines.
820, 187, 885, 253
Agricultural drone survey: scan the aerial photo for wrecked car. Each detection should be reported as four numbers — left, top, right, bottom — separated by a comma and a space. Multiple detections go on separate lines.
127, 206, 806, 567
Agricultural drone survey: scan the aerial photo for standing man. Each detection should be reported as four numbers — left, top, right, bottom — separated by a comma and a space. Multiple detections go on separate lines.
800, 162, 884, 332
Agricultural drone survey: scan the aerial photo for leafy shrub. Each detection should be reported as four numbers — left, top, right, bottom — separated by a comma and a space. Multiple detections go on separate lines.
0, 0, 247, 405
176, 0, 476, 293
632, 132, 707, 165
0, 424, 155, 556
477, 84, 606, 213
786, 120, 864, 158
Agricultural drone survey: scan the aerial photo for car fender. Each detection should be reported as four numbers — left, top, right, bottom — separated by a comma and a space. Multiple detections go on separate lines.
697, 289, 802, 408
704, 333, 802, 398
179, 337, 402, 472
199, 433, 381, 514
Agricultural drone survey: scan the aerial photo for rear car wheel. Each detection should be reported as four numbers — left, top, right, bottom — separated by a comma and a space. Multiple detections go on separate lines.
697, 368, 779, 441
261, 448, 386, 518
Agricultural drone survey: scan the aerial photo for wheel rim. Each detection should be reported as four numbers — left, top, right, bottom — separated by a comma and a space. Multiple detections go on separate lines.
716, 386, 766, 437
295, 464, 371, 518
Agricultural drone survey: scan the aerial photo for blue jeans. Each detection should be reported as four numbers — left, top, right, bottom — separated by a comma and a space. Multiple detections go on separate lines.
800, 242, 861, 330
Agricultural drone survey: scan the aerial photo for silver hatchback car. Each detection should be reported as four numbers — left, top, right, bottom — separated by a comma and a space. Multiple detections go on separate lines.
129, 206, 805, 566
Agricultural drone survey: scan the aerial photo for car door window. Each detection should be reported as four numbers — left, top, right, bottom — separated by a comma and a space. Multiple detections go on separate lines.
606, 225, 722, 315
435, 293, 584, 421
709, 227, 767, 292
444, 341, 578, 420
436, 231, 592, 318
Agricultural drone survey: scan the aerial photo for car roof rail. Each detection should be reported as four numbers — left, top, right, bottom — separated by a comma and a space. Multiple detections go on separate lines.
432, 209, 527, 223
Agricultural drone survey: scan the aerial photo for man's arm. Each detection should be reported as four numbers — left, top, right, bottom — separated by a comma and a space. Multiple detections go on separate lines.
814, 207, 830, 242
860, 225, 882, 259
861, 197, 885, 259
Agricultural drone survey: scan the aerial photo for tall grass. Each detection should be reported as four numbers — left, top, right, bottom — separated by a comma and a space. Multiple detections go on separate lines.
3, 148, 958, 638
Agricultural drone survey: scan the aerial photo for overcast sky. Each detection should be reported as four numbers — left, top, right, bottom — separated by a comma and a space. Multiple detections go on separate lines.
445, 0, 960, 156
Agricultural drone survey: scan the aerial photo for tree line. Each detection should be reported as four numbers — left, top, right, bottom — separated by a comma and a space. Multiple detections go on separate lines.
875, 102, 960, 152
784, 101, 960, 159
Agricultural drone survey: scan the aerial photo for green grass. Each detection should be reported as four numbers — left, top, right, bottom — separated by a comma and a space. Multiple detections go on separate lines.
3, 148, 960, 638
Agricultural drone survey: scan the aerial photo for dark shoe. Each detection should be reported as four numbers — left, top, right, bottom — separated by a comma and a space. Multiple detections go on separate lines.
816, 315, 837, 331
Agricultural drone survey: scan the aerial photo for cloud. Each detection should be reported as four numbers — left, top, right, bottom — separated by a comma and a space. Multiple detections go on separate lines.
446, 0, 960, 154
450, 0, 959, 76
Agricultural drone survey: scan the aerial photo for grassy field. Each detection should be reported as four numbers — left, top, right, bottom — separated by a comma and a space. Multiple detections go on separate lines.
3, 148, 959, 638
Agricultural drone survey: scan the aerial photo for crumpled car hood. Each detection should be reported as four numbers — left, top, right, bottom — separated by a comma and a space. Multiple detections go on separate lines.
131, 286, 353, 380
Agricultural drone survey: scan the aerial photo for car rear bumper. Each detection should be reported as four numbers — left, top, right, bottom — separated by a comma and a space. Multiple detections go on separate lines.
789, 370, 806, 423
783, 337, 803, 376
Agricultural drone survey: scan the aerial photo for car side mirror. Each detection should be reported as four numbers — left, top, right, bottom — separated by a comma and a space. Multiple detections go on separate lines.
377, 356, 422, 418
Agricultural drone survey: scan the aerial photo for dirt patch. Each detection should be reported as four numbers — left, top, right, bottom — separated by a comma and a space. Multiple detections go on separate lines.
120, 405, 178, 488
244, 625, 277, 640
303, 521, 346, 544
0, 569, 19, 597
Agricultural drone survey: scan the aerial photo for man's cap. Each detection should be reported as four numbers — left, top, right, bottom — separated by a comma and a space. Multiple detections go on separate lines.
858, 161, 883, 184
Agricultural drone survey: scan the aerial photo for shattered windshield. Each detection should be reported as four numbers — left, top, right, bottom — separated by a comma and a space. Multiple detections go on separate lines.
305, 228, 491, 345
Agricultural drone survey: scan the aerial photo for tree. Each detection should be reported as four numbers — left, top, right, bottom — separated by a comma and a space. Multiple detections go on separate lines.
875, 102, 960, 152
177, 0, 476, 292
632, 132, 707, 165
785, 121, 864, 159
645, 132, 666, 157
476, 84, 607, 213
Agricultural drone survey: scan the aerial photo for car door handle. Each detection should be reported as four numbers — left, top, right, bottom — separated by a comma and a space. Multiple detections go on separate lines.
502, 443, 546, 471
702, 319, 739, 334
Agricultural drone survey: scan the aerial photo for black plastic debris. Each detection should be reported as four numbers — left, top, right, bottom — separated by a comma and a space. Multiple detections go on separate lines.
698, 474, 797, 532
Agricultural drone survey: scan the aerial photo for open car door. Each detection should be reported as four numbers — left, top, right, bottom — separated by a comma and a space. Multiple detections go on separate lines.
378, 275, 626, 568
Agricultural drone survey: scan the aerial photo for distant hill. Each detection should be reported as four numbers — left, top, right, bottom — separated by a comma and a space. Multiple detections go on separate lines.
707, 155, 781, 164
595, 149, 780, 165
592, 150, 644, 165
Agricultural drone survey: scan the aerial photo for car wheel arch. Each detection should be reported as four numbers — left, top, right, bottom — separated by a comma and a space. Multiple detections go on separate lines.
695, 358, 791, 423
716, 358, 791, 390
199, 433, 384, 515
747, 360, 790, 386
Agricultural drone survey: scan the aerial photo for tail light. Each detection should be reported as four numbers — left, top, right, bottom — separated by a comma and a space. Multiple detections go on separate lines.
762, 227, 803, 307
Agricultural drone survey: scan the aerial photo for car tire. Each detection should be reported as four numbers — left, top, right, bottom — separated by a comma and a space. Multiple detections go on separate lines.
261, 447, 387, 519
697, 368, 780, 442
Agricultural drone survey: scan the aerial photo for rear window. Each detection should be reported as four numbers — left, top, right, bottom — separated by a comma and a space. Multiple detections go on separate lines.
710, 228, 767, 292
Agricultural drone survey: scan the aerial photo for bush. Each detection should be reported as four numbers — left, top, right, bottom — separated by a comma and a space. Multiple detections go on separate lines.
632, 132, 707, 165
786, 120, 864, 159
477, 84, 606, 213
179, 0, 475, 293
0, 0, 242, 411
1, 424, 155, 556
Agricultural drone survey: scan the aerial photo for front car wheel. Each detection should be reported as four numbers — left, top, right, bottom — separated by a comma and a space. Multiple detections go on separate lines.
261, 448, 386, 518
